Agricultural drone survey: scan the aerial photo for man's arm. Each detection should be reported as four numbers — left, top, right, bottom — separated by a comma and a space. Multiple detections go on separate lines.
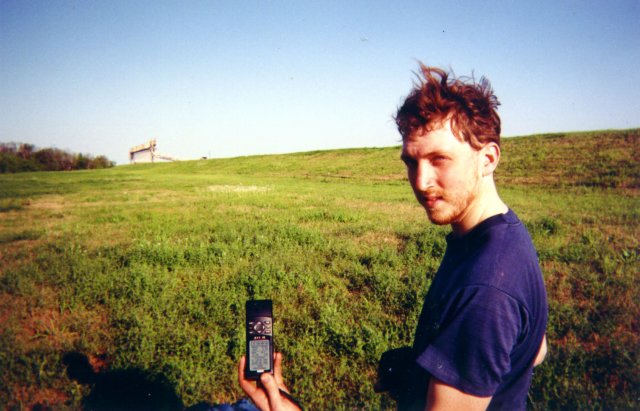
422, 334, 547, 411
425, 378, 492, 411
533, 334, 548, 367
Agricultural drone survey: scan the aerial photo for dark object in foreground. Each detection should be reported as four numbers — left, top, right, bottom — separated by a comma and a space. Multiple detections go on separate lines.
375, 347, 427, 411
63, 352, 183, 411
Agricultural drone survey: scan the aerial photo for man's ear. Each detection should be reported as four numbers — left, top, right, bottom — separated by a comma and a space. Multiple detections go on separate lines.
480, 142, 500, 177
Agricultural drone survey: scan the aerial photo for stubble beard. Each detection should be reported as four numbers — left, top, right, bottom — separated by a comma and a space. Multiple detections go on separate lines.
425, 189, 475, 226
423, 171, 481, 226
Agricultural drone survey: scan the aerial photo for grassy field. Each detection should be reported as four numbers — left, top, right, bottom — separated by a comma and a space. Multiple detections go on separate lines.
0, 129, 638, 409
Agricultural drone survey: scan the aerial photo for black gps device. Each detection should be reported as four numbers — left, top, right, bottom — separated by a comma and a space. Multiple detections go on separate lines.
245, 299, 274, 380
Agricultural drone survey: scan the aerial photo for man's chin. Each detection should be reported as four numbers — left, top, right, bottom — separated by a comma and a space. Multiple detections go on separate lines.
426, 210, 453, 226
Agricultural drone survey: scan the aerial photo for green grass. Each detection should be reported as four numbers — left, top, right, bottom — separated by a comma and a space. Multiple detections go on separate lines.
0, 129, 638, 409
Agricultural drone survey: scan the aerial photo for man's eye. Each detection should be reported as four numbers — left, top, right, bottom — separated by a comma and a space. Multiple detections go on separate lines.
401, 158, 416, 167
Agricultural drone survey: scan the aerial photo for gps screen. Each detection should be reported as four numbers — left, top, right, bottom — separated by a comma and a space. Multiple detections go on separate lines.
249, 339, 271, 371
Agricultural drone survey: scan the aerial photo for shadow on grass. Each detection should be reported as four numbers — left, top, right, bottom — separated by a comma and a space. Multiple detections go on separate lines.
61, 352, 257, 411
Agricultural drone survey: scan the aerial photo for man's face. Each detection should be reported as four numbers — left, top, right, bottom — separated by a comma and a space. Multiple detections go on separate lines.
401, 121, 482, 226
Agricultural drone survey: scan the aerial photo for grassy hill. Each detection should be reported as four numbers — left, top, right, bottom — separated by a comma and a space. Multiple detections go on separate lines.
0, 129, 638, 409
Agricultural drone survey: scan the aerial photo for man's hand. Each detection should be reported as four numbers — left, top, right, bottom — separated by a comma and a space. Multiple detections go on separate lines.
238, 352, 301, 411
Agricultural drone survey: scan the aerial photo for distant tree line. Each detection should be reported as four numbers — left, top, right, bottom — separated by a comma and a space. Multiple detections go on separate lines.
0, 142, 116, 173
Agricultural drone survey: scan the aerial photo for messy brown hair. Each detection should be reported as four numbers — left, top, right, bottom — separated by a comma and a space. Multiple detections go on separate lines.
395, 63, 501, 149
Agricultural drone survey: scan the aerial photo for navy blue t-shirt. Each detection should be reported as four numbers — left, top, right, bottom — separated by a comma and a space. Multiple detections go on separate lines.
411, 210, 548, 410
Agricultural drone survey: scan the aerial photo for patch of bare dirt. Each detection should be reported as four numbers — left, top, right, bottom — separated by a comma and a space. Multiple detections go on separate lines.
1, 288, 113, 409
11, 385, 70, 409
207, 185, 270, 193
1, 287, 112, 353
28, 195, 65, 211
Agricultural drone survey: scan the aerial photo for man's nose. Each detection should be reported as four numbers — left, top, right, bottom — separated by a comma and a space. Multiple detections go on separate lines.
414, 161, 434, 191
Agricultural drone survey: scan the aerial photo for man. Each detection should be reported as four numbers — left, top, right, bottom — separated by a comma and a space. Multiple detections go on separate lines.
393, 64, 548, 410
239, 63, 548, 411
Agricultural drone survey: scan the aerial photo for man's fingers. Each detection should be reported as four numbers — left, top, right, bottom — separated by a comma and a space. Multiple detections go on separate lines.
260, 372, 284, 409
238, 356, 256, 395
238, 356, 270, 410
274, 352, 285, 387
239, 354, 298, 411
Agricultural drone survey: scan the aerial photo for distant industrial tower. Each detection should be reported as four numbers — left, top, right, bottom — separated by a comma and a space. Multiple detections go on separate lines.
129, 139, 174, 163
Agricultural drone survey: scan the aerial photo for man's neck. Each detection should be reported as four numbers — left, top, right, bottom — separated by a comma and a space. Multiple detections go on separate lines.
451, 180, 508, 236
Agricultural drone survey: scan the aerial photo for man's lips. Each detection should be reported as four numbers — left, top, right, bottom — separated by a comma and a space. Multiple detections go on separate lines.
425, 196, 441, 208
416, 191, 442, 208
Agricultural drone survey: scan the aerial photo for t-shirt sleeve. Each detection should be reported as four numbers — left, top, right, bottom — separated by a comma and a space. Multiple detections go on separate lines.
415, 285, 525, 397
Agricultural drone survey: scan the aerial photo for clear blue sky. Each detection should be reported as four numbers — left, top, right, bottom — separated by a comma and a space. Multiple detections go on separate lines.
1, 1, 639, 165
